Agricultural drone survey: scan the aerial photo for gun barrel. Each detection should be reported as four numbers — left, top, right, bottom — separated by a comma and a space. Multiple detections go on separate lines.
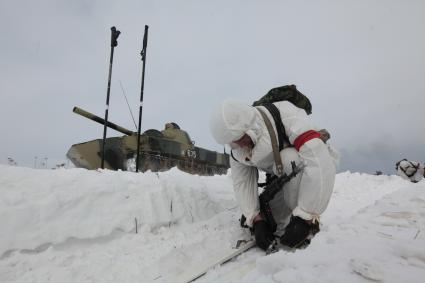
73, 106, 134, 136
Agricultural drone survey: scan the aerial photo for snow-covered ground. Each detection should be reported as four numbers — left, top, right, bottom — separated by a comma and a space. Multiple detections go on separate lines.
0, 164, 424, 282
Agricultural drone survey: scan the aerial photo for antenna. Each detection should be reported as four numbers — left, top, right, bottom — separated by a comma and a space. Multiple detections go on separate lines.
119, 80, 137, 130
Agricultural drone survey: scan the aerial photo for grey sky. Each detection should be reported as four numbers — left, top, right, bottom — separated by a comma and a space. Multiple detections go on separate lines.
1, 0, 424, 174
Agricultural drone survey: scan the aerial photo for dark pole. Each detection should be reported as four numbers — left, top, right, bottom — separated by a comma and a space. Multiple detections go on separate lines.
101, 26, 120, 169
136, 25, 149, 172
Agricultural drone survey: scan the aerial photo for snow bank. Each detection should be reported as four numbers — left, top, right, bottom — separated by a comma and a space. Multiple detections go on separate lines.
202, 173, 425, 283
1, 165, 425, 282
237, 185, 425, 283
0, 165, 233, 257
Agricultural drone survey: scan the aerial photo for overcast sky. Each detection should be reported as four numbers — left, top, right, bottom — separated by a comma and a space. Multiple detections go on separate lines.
1, 0, 424, 174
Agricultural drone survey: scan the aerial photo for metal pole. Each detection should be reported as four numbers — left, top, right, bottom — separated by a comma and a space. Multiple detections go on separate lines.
101, 26, 120, 169
136, 25, 149, 172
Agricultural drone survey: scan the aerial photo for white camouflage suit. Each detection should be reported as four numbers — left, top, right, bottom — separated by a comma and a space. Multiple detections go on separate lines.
210, 99, 339, 236
396, 160, 424, 183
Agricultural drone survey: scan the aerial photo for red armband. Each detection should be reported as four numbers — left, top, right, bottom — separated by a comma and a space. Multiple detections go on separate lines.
293, 130, 321, 151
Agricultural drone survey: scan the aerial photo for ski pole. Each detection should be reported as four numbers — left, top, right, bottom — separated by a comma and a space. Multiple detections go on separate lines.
101, 26, 120, 169
136, 25, 149, 172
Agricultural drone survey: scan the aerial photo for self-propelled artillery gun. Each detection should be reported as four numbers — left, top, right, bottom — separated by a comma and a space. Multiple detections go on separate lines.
67, 107, 230, 176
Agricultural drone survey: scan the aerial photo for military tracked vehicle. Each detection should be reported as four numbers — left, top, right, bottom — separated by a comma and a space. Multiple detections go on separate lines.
67, 107, 230, 176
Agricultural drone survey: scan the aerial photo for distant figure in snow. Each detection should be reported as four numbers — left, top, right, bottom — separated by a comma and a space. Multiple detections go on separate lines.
396, 159, 424, 183
209, 98, 338, 251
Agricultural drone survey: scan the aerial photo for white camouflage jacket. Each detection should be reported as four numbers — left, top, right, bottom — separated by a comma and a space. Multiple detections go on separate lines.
228, 101, 338, 226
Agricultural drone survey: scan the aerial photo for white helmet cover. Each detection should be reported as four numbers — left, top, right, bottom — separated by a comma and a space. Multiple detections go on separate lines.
210, 99, 257, 145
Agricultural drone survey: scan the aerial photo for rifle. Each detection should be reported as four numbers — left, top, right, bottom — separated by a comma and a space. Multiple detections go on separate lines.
259, 161, 305, 232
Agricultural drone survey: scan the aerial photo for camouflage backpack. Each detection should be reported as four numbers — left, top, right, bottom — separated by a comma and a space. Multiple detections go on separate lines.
252, 85, 327, 152
252, 85, 312, 115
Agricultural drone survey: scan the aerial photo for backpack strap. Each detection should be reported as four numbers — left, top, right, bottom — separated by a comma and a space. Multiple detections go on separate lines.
262, 103, 289, 151
395, 159, 407, 170
407, 161, 419, 177
411, 161, 420, 170
256, 107, 284, 176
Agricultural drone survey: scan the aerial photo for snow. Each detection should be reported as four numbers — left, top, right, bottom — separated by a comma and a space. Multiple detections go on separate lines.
1, 165, 425, 282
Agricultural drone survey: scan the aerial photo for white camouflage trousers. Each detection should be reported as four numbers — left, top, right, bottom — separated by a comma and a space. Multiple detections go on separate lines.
268, 147, 303, 236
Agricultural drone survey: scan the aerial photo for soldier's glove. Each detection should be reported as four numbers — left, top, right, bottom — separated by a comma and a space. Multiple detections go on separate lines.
280, 216, 312, 248
253, 219, 275, 251
239, 214, 249, 229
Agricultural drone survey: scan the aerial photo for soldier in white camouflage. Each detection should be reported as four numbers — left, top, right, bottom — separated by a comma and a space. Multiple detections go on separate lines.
210, 96, 339, 250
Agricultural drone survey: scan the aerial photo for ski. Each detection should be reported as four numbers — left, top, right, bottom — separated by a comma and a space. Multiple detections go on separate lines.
174, 239, 256, 283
